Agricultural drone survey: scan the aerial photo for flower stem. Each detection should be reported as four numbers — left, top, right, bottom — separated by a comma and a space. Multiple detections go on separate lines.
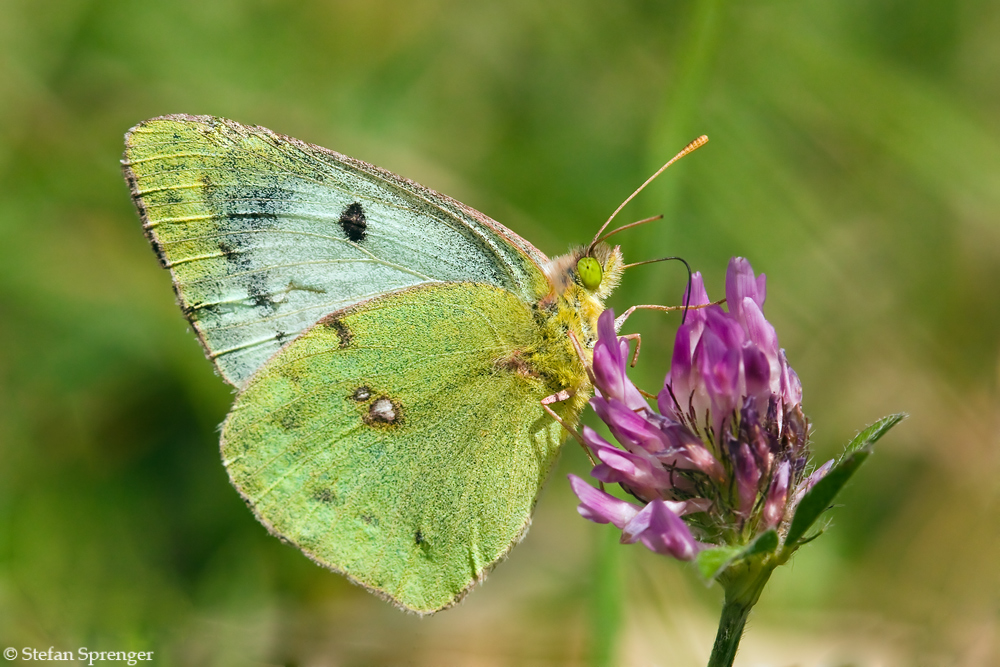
707, 595, 752, 667
706, 560, 774, 667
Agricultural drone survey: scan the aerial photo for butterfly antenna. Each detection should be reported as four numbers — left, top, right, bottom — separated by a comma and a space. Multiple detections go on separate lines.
588, 135, 709, 254
621, 256, 694, 324
592, 214, 663, 246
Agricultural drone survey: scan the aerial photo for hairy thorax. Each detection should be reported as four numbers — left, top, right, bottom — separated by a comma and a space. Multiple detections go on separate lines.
502, 242, 625, 427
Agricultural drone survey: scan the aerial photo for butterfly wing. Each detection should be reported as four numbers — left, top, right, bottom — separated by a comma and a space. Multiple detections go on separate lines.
221, 282, 579, 613
123, 115, 551, 387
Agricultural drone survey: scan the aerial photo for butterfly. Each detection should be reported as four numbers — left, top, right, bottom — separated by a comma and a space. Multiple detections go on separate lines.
122, 115, 705, 614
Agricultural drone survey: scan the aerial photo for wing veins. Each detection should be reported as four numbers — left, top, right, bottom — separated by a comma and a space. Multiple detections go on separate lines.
161, 226, 466, 275
178, 257, 435, 290
134, 183, 205, 196
124, 152, 222, 165
194, 288, 394, 329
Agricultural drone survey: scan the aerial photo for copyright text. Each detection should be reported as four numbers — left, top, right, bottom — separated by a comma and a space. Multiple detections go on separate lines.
3, 647, 153, 664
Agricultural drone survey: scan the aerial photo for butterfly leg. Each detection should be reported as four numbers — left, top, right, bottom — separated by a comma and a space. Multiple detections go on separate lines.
613, 332, 660, 400
619, 332, 641, 367
540, 390, 599, 468
540, 390, 576, 433
613, 300, 723, 331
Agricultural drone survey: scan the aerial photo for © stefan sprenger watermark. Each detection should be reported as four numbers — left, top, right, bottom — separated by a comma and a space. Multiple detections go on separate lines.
3, 647, 153, 664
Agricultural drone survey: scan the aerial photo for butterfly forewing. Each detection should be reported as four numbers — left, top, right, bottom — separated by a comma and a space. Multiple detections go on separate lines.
123, 115, 549, 386
221, 282, 571, 613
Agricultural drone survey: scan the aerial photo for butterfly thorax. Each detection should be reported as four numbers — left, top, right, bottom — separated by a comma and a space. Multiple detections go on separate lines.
508, 243, 624, 425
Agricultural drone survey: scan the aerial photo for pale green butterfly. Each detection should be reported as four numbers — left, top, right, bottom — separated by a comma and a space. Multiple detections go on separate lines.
122, 115, 705, 614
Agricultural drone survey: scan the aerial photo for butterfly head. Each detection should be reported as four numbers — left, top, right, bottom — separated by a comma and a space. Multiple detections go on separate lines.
538, 243, 624, 357
577, 242, 623, 298
543, 242, 623, 302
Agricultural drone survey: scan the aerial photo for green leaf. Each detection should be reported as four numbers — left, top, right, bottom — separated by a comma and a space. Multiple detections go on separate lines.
785, 413, 906, 546
844, 413, 908, 456
696, 546, 740, 581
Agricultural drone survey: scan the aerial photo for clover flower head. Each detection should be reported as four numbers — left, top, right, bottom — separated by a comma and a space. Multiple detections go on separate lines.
569, 257, 831, 561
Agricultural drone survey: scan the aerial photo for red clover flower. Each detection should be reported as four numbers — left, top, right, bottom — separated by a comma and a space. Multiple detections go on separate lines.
569, 257, 904, 665
570, 258, 820, 557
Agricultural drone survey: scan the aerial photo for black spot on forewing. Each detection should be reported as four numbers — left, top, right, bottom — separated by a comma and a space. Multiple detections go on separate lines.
339, 202, 367, 242
282, 365, 302, 385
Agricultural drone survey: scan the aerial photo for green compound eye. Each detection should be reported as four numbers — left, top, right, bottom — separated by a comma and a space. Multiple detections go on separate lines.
576, 256, 603, 291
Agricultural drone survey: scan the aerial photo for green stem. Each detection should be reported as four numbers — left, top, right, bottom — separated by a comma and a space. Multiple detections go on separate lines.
589, 525, 623, 667
706, 560, 774, 667
707, 595, 753, 667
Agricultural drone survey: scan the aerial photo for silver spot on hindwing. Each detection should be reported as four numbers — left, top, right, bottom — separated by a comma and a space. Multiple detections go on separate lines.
369, 398, 396, 422
362, 395, 403, 427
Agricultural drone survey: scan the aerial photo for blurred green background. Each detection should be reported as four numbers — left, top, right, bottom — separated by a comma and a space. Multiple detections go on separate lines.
1, 1, 998, 665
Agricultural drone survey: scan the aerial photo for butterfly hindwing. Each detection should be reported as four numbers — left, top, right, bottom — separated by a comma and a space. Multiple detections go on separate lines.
221, 282, 575, 613
123, 115, 550, 387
